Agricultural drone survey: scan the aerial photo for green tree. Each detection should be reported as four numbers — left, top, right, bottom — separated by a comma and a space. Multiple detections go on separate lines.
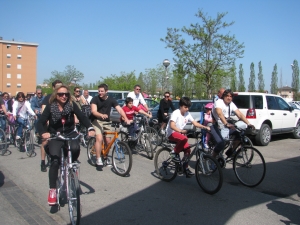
230, 63, 237, 91
43, 65, 84, 86
238, 64, 246, 92
257, 61, 265, 92
291, 60, 299, 100
161, 10, 244, 97
248, 62, 255, 92
270, 63, 278, 94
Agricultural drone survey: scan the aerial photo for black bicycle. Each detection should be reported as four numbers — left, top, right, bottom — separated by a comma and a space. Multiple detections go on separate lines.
154, 130, 223, 195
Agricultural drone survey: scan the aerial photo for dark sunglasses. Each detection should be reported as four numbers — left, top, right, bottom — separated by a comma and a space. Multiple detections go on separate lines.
57, 93, 70, 97
18, 96, 24, 99
165, 95, 170, 98
37, 92, 42, 94
75, 90, 80, 92
135, 88, 141, 90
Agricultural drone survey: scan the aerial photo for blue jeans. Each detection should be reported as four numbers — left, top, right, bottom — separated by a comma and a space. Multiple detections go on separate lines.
17, 117, 26, 137
122, 122, 138, 137
0, 116, 6, 138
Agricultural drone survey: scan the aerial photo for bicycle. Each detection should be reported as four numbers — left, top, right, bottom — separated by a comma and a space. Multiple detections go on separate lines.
47, 132, 82, 225
0, 115, 8, 156
119, 115, 159, 160
201, 121, 266, 187
6, 113, 16, 146
154, 130, 223, 195
15, 115, 36, 157
87, 122, 132, 177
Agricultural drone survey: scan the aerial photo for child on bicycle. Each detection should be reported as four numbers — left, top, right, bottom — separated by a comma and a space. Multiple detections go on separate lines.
166, 97, 210, 178
121, 97, 152, 139
203, 102, 214, 148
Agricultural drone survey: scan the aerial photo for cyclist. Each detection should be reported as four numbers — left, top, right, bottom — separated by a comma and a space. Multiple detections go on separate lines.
127, 85, 149, 112
211, 89, 254, 158
203, 102, 214, 149
40, 80, 63, 172
157, 91, 175, 134
0, 92, 8, 132
166, 97, 210, 178
83, 90, 93, 104
90, 83, 130, 171
121, 97, 152, 139
30, 88, 44, 140
12, 92, 36, 140
37, 85, 95, 206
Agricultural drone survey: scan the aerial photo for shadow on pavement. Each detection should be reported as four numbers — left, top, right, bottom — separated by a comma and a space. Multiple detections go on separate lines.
0, 171, 4, 187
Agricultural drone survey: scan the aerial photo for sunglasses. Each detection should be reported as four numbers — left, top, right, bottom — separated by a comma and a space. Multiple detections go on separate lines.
135, 88, 141, 90
165, 96, 170, 98
18, 96, 24, 99
75, 90, 80, 92
57, 93, 70, 97
37, 92, 42, 94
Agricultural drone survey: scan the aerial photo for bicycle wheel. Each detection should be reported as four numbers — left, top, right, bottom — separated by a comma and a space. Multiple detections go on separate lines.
87, 137, 96, 166
0, 128, 7, 156
9, 125, 16, 145
68, 169, 81, 225
145, 126, 159, 151
118, 131, 129, 141
25, 130, 35, 157
233, 146, 266, 187
140, 132, 154, 159
154, 147, 177, 182
195, 154, 223, 195
112, 141, 132, 177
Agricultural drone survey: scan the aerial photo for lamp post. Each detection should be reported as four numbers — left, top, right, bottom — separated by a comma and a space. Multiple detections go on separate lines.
163, 59, 170, 91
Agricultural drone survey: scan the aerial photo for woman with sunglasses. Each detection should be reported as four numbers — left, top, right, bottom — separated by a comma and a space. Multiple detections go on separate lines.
157, 91, 175, 134
12, 92, 36, 140
37, 85, 95, 205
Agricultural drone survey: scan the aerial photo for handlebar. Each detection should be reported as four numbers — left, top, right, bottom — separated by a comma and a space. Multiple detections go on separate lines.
47, 132, 83, 141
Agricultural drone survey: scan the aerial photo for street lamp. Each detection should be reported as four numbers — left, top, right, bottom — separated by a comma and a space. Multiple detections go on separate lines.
163, 59, 170, 91
73, 77, 78, 85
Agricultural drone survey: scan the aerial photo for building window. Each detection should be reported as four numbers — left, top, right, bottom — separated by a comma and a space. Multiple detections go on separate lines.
17, 64, 22, 69
7, 45, 11, 49
17, 74, 22, 79
17, 46, 22, 50
7, 64, 11, 68
7, 74, 11, 78
7, 54, 11, 58
17, 84, 22, 88
17, 55, 22, 59
7, 83, 11, 87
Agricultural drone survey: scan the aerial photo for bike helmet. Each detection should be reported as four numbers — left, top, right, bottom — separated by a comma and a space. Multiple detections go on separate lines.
205, 102, 214, 109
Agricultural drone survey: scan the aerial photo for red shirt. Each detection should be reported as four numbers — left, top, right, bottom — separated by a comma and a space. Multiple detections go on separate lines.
121, 105, 139, 121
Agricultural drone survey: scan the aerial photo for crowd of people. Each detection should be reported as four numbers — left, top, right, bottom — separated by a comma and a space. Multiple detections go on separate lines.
0, 83, 254, 206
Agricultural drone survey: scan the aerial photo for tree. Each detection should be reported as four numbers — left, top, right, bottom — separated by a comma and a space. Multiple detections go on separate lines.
230, 62, 237, 91
291, 59, 299, 100
270, 64, 278, 94
43, 65, 84, 86
257, 61, 265, 92
238, 64, 246, 92
161, 10, 245, 97
248, 62, 255, 92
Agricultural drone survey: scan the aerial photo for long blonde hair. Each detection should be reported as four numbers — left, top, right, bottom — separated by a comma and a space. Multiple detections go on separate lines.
49, 85, 73, 105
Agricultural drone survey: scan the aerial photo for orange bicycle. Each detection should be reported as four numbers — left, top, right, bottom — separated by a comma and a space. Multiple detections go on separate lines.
87, 123, 132, 177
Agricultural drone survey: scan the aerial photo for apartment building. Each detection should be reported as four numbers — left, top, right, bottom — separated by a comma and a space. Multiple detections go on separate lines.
0, 37, 38, 96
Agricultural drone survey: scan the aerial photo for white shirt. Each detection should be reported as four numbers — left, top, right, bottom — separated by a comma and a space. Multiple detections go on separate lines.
212, 99, 237, 128
12, 101, 36, 119
166, 109, 194, 137
127, 91, 146, 107
84, 95, 93, 104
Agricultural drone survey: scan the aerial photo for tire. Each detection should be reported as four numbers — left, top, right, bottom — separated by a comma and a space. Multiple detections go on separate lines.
145, 126, 159, 151
112, 141, 132, 177
14, 127, 21, 150
195, 155, 223, 195
118, 131, 129, 142
156, 129, 164, 146
152, 123, 160, 132
291, 120, 300, 139
68, 169, 81, 225
140, 132, 154, 159
87, 137, 97, 166
154, 147, 177, 182
0, 128, 7, 156
233, 146, 266, 187
255, 124, 271, 146
25, 130, 35, 157
9, 125, 15, 145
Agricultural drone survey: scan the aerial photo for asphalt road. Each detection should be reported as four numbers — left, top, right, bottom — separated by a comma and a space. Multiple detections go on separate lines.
0, 134, 299, 225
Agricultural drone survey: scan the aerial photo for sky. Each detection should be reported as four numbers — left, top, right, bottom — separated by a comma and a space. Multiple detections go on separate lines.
1, 0, 300, 92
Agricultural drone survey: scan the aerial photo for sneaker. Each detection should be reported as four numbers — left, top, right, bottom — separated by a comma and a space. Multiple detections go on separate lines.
204, 143, 209, 149
170, 152, 180, 163
48, 189, 57, 205
41, 164, 47, 172
96, 158, 103, 171
16, 135, 21, 140
160, 129, 165, 135
184, 168, 195, 178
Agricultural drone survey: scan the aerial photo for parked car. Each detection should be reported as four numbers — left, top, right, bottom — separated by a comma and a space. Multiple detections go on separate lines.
110, 98, 159, 123
149, 99, 213, 130
231, 92, 300, 146
289, 102, 300, 110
